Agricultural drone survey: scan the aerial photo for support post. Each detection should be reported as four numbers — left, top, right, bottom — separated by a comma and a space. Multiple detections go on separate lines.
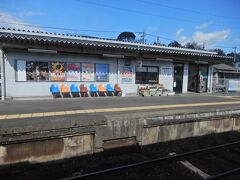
0, 48, 5, 100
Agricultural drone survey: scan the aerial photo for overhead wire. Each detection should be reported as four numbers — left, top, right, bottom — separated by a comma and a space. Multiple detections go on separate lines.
134, 0, 240, 20
75, 0, 240, 29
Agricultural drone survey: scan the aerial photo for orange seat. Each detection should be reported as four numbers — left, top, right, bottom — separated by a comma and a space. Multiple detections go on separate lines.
60, 84, 70, 93
98, 84, 107, 92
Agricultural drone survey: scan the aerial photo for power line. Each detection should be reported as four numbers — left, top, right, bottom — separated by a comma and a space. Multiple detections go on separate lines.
134, 0, 240, 20
214, 45, 240, 49
75, 0, 240, 29
0, 21, 122, 34
1, 20, 239, 51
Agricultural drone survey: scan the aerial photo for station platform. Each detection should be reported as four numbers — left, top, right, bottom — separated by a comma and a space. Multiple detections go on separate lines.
1, 93, 240, 166
0, 94, 240, 138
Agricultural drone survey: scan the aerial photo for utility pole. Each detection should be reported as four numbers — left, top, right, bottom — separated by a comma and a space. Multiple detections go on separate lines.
202, 42, 205, 49
233, 46, 237, 63
140, 31, 146, 43
156, 36, 160, 45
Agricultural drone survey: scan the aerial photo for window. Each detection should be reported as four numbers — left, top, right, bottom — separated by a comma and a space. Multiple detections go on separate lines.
26, 61, 49, 81
135, 66, 159, 84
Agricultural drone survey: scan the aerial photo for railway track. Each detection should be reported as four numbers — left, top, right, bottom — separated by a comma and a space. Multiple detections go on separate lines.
63, 140, 240, 180
1, 131, 240, 180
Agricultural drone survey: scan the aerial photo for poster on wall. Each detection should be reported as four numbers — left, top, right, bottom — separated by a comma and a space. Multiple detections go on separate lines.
26, 61, 49, 81
50, 62, 65, 81
67, 63, 81, 81
96, 64, 109, 82
121, 66, 133, 83
16, 60, 26, 81
82, 63, 95, 81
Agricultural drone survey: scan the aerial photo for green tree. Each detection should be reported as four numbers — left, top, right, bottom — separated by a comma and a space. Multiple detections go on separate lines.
117, 32, 136, 42
168, 41, 182, 48
227, 52, 240, 62
184, 42, 203, 50
211, 49, 226, 56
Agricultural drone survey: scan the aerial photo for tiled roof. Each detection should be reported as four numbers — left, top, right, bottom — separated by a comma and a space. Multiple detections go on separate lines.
213, 64, 237, 71
0, 27, 233, 60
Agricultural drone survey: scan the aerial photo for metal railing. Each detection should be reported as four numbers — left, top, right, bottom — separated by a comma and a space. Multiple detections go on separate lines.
212, 78, 240, 93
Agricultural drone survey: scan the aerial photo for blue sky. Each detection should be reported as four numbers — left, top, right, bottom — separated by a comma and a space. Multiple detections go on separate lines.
0, 0, 240, 53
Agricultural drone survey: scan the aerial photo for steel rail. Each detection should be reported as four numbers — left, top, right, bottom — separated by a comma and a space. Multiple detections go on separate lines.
63, 140, 240, 180
206, 167, 240, 179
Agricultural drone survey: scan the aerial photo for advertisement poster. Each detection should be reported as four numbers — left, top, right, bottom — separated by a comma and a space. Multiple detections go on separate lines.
96, 64, 109, 82
67, 63, 81, 81
82, 63, 95, 81
50, 62, 65, 81
121, 66, 132, 83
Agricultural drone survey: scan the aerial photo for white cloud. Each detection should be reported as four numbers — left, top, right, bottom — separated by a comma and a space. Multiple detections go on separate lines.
192, 29, 230, 44
195, 21, 212, 30
175, 28, 184, 37
19, 11, 46, 17
178, 35, 189, 45
0, 12, 41, 31
175, 27, 230, 49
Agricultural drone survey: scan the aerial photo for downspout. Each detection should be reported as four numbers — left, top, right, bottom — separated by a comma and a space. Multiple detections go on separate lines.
117, 58, 120, 84
0, 48, 5, 100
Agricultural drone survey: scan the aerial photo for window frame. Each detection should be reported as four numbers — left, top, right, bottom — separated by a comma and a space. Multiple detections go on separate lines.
135, 65, 159, 84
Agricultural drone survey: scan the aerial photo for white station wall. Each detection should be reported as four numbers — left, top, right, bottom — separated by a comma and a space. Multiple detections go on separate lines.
5, 50, 176, 98
182, 63, 189, 93
5, 51, 118, 98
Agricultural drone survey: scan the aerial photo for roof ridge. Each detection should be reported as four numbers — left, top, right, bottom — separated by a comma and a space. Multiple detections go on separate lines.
0, 26, 204, 51
0, 27, 233, 59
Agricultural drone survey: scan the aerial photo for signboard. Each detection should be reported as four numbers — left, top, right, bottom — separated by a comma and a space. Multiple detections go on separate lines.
50, 62, 65, 81
16, 60, 26, 81
96, 64, 109, 82
82, 63, 95, 81
228, 80, 240, 91
121, 66, 133, 83
67, 63, 80, 81
161, 67, 172, 76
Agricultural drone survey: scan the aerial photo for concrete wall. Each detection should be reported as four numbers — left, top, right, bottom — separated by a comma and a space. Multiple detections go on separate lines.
1, 110, 240, 165
0, 134, 94, 165
97, 110, 240, 148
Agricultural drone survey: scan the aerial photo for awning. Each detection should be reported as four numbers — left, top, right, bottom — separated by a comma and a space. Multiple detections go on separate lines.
213, 64, 237, 71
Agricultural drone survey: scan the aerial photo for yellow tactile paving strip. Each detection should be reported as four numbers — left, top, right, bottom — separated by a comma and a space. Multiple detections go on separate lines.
0, 100, 240, 120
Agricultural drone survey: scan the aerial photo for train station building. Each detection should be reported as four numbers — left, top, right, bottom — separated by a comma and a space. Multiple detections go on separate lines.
0, 28, 232, 99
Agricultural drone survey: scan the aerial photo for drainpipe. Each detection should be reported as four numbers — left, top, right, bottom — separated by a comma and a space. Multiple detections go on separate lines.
117, 58, 120, 84
0, 48, 5, 100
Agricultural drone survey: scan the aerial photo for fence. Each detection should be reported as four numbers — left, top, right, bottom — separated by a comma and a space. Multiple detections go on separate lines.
212, 78, 240, 93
